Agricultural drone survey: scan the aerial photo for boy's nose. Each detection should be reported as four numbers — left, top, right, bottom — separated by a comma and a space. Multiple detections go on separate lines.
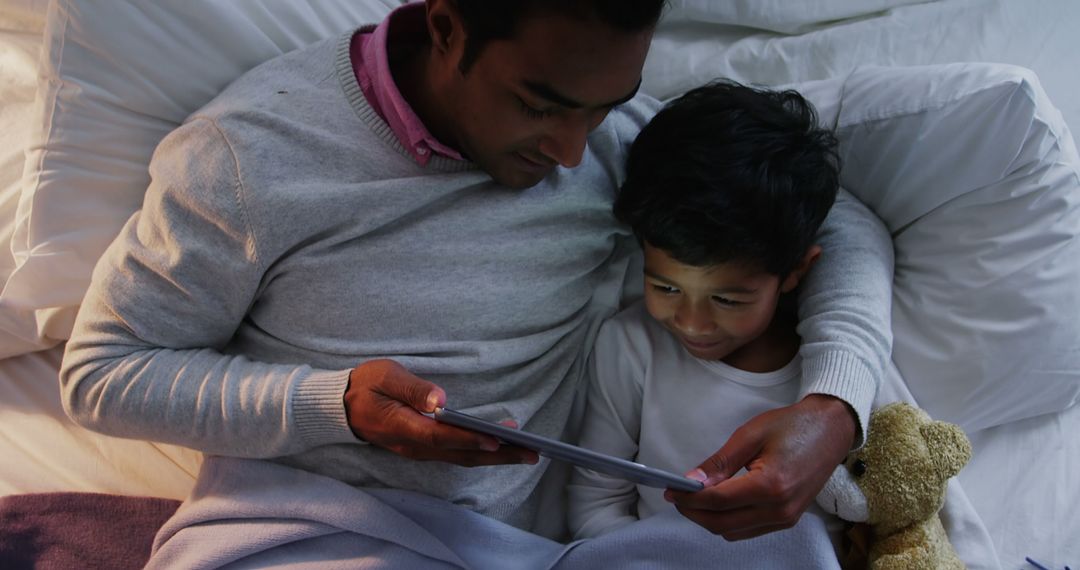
674, 303, 715, 335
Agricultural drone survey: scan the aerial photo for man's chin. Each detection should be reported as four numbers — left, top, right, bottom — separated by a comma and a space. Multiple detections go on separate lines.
490, 166, 550, 190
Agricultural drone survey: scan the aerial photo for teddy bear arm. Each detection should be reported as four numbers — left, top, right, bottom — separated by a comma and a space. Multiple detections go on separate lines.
870, 525, 938, 570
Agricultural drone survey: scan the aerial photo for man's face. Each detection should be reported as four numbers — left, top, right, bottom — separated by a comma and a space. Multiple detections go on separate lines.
440, 11, 651, 189
642, 243, 787, 367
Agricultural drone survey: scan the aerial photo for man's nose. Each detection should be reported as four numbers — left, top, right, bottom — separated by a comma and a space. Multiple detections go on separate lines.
538, 113, 592, 168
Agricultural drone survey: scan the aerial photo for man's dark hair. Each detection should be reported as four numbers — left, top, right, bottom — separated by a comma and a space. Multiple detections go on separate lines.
615, 80, 840, 277
453, 0, 667, 74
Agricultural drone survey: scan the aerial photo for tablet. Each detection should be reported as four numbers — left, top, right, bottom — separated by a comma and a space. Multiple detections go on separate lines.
433, 407, 705, 493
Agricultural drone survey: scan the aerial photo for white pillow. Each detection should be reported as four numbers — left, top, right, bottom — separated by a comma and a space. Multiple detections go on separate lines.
7, 2, 1079, 434
644, 1, 1080, 138
662, 0, 929, 34
0, 0, 48, 357
827, 63, 1080, 431
1, 0, 401, 359
0, 0, 48, 32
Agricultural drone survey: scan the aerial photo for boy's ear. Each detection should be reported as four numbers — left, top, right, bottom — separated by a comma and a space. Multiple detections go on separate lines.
780, 245, 822, 293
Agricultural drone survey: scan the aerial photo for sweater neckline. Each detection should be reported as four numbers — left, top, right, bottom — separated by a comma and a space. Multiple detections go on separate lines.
335, 28, 478, 174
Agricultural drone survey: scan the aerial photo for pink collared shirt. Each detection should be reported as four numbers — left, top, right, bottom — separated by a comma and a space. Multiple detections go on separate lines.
351, 2, 463, 166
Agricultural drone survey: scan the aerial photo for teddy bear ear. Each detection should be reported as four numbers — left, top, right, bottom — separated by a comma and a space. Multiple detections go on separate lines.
920, 420, 973, 479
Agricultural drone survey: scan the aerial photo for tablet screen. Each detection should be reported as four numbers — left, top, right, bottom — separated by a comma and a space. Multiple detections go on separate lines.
433, 407, 704, 493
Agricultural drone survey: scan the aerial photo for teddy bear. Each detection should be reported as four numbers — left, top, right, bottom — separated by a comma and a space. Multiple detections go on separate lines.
816, 401, 973, 570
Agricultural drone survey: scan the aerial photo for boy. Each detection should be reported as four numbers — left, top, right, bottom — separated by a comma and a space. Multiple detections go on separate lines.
568, 81, 841, 539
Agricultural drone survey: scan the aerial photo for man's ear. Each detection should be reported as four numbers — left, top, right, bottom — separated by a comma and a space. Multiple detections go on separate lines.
780, 245, 822, 293
425, 0, 464, 59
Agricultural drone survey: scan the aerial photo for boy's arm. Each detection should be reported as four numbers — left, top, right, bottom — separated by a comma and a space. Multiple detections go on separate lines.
667, 189, 893, 539
567, 320, 648, 539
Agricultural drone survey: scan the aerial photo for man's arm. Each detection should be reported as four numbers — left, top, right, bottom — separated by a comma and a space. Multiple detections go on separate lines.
61, 118, 531, 465
795, 188, 894, 444
666, 189, 894, 539
60, 118, 350, 457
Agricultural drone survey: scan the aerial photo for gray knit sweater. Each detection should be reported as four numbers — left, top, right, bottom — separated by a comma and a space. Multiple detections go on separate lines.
60, 31, 893, 535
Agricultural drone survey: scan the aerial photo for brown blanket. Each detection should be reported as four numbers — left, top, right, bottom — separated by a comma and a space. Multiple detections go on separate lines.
0, 492, 179, 570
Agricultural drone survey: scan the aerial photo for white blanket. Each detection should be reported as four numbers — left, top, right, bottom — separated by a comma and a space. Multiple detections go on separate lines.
148, 419, 1000, 570
148, 456, 843, 570
144, 354, 1000, 570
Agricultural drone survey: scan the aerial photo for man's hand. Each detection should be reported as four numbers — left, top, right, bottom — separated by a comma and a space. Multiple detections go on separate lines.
343, 359, 538, 467
664, 394, 856, 540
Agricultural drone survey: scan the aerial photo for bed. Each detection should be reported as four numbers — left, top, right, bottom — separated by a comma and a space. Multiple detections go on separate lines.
0, 1, 1076, 568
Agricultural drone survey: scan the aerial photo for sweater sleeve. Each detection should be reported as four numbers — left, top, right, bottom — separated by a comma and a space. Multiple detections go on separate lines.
59, 118, 357, 458
795, 188, 894, 448
567, 318, 647, 539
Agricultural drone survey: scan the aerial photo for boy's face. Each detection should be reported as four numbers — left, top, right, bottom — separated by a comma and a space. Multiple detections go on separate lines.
430, 3, 651, 189
642, 243, 793, 365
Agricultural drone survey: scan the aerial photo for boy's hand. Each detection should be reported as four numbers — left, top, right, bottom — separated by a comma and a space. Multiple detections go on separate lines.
343, 359, 538, 466
663, 394, 855, 540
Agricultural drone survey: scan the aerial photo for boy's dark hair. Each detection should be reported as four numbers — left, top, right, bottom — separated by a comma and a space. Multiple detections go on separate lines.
453, 0, 667, 74
615, 80, 840, 277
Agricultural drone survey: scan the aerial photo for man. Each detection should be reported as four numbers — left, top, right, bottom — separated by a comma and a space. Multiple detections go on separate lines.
61, 0, 891, 544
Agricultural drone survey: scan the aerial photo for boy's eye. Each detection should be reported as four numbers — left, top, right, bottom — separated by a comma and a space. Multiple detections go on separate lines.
651, 284, 679, 295
711, 296, 740, 306
518, 97, 552, 120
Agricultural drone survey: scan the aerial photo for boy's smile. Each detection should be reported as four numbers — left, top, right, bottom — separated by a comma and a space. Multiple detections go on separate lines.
641, 243, 805, 372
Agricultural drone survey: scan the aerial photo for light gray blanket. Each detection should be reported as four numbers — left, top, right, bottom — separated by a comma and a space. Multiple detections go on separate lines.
146, 360, 1003, 570
147, 456, 842, 570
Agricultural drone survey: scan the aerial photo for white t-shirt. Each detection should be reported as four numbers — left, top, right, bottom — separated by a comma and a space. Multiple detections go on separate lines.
567, 300, 802, 539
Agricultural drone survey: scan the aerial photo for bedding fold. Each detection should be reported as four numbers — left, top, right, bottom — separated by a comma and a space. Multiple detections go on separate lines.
147, 455, 843, 570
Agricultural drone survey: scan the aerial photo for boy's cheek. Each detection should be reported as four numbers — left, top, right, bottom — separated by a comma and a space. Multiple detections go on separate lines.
642, 294, 672, 323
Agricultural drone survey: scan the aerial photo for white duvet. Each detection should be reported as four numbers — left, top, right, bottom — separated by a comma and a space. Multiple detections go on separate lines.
646, 0, 1080, 139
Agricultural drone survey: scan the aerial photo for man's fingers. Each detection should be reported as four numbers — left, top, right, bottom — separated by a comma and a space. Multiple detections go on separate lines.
691, 427, 761, 485
383, 374, 445, 414
389, 411, 501, 452
668, 456, 814, 540
666, 470, 768, 511
673, 499, 800, 541
352, 358, 445, 414
344, 359, 539, 465
397, 416, 540, 465
665, 401, 856, 539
